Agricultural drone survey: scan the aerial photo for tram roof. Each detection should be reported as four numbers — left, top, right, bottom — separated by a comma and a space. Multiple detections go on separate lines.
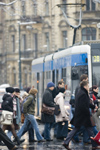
53, 45, 90, 59
32, 57, 44, 65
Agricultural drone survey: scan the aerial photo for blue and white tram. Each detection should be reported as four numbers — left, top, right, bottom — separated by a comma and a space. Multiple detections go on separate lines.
32, 43, 100, 117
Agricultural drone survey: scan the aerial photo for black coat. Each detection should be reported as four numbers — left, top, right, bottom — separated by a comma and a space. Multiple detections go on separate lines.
2, 94, 13, 112
72, 87, 92, 128
41, 88, 55, 123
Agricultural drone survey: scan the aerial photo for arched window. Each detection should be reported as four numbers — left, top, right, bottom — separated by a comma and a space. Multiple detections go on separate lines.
82, 27, 96, 41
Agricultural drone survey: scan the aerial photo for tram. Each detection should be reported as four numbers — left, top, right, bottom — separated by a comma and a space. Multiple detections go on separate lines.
32, 41, 100, 117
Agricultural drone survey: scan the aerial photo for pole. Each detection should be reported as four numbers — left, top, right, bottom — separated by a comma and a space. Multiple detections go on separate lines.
73, 28, 77, 45
18, 24, 22, 89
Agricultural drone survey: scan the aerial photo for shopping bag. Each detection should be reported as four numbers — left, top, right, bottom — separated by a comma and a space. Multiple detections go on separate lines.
91, 131, 100, 145
0, 110, 13, 125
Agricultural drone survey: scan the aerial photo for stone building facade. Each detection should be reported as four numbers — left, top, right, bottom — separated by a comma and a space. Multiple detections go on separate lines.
0, 0, 100, 88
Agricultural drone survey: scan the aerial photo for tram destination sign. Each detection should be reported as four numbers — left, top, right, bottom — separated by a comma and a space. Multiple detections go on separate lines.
92, 56, 100, 63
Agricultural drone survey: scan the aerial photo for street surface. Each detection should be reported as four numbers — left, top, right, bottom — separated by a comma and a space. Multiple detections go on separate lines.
0, 123, 95, 150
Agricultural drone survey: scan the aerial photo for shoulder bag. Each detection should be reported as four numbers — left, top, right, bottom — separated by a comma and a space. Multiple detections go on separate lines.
41, 103, 55, 115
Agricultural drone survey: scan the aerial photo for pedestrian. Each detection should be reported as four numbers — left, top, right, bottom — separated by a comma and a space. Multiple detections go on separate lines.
54, 88, 69, 139
41, 82, 55, 141
73, 74, 90, 143
63, 81, 99, 150
52, 80, 65, 137
2, 87, 22, 145
0, 127, 18, 150
17, 91, 36, 143
90, 85, 100, 131
23, 88, 45, 142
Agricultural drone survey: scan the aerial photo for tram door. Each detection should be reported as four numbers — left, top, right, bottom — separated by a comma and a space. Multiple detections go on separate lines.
37, 72, 39, 116
52, 70, 55, 84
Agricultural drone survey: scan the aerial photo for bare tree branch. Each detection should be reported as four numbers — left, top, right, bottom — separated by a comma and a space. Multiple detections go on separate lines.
0, 0, 18, 6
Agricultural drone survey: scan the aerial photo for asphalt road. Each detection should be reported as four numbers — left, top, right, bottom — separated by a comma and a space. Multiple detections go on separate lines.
0, 123, 94, 150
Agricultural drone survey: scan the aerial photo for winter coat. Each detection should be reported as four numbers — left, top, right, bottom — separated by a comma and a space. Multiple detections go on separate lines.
54, 92, 69, 123
23, 94, 35, 115
2, 93, 13, 112
72, 87, 92, 128
41, 88, 55, 123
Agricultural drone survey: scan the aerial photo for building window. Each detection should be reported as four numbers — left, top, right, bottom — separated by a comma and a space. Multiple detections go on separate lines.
45, 0, 49, 15
21, 1, 26, 16
62, 0, 67, 13
62, 31, 67, 48
82, 27, 96, 41
22, 34, 26, 51
12, 68, 16, 86
86, 0, 95, 11
33, 33, 38, 58
11, 35, 15, 52
45, 32, 49, 51
24, 67, 27, 86
33, 2, 37, 16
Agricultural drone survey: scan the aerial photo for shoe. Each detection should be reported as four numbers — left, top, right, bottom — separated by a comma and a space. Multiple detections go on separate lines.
72, 138, 81, 143
11, 146, 18, 150
0, 141, 5, 146
84, 141, 91, 144
15, 136, 25, 145
62, 143, 71, 150
57, 137, 64, 140
92, 146, 100, 149
38, 139, 46, 142
46, 139, 53, 141
29, 139, 37, 142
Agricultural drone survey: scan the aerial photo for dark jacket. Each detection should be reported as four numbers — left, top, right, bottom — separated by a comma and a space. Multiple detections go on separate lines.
72, 87, 92, 127
90, 91, 99, 106
41, 88, 55, 123
52, 86, 60, 98
2, 93, 13, 112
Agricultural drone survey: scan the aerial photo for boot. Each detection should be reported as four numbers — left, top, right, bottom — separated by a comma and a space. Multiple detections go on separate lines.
14, 137, 25, 145
15, 136, 21, 145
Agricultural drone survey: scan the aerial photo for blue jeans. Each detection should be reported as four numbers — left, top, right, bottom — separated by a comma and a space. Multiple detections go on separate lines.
25, 114, 43, 141
56, 121, 68, 139
44, 123, 54, 140
73, 126, 89, 142
93, 126, 98, 136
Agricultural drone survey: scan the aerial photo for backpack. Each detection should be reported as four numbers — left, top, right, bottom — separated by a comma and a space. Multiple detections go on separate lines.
54, 104, 61, 116
2, 94, 13, 112
21, 95, 33, 113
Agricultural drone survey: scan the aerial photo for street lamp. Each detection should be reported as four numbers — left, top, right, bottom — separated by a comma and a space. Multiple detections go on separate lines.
17, 21, 36, 89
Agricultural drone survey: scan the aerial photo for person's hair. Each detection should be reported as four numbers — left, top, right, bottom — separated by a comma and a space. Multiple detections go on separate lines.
92, 85, 98, 91
80, 74, 88, 81
59, 88, 65, 93
58, 80, 64, 85
80, 81, 89, 88
29, 88, 38, 95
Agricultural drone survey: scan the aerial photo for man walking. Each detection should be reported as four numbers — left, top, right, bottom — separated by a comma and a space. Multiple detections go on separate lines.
63, 81, 99, 150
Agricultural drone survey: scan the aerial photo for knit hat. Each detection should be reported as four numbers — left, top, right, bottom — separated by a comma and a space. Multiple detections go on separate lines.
59, 88, 65, 93
6, 87, 15, 93
47, 82, 55, 88
14, 88, 20, 93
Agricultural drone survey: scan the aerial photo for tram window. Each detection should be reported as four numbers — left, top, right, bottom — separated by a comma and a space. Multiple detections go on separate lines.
71, 68, 79, 80
52, 70, 55, 83
62, 68, 66, 83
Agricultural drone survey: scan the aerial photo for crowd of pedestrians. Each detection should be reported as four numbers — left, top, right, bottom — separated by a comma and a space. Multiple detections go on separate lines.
0, 74, 100, 150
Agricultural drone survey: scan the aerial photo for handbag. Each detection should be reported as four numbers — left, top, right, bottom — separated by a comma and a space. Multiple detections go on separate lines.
0, 110, 13, 125
54, 104, 61, 116
41, 104, 55, 115
21, 113, 25, 123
